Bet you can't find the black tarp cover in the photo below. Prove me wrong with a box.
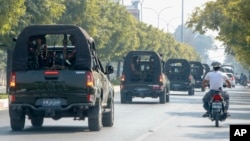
[190,61,204,78]
[12,24,93,71]
[165,58,191,76]
[122,51,163,83]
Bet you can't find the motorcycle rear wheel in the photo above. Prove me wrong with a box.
[214,112,220,127]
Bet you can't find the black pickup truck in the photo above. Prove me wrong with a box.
[190,61,205,91]
[165,58,195,95]
[8,25,114,131]
[120,51,170,104]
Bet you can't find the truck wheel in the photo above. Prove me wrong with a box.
[121,92,132,103]
[188,87,194,95]
[159,90,166,104]
[127,94,132,103]
[201,87,205,92]
[166,88,170,102]
[120,92,127,104]
[9,110,25,131]
[102,97,114,127]
[31,116,44,127]
[88,99,103,131]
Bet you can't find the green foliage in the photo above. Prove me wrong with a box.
[187,0,250,70]
[0,0,26,34]
[0,0,201,67]
[110,79,120,85]
[0,94,8,99]
[0,50,7,70]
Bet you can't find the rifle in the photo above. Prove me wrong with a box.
[63,34,67,66]
[52,42,56,67]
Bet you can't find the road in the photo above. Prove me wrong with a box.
[0,85,249,141]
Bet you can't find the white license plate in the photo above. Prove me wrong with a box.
[135,88,148,91]
[212,102,222,108]
[42,99,61,107]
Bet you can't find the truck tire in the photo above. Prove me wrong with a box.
[159,91,166,104]
[9,110,25,131]
[121,92,132,103]
[201,87,205,92]
[120,92,127,104]
[166,88,170,102]
[88,99,103,131]
[31,116,44,127]
[188,86,194,95]
[102,97,114,127]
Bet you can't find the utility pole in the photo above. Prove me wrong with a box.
[181,0,184,43]
[143,6,172,28]
[140,0,145,22]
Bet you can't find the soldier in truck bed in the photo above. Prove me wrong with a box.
[28,35,47,69]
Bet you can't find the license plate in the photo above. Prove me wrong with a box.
[42,99,61,107]
[135,88,148,91]
[212,102,222,108]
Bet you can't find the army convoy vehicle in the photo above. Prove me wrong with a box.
[8,25,114,131]
[120,51,170,104]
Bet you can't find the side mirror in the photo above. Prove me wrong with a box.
[105,65,114,74]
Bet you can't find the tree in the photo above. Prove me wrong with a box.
[0,0,25,34]
[187,0,250,70]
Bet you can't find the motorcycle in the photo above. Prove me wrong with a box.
[207,89,228,127]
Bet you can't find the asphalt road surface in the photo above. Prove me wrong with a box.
[0,85,249,141]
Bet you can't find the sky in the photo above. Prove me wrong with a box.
[122,0,225,63]
[123,0,212,33]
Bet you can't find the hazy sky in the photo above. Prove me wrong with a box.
[123,0,225,63]
[123,0,212,33]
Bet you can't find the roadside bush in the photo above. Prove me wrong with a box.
[111,79,120,85]
[0,94,8,99]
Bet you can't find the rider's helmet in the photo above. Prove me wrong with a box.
[211,61,221,71]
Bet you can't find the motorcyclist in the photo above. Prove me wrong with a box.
[202,61,231,117]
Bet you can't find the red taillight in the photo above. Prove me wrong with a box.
[120,74,125,82]
[44,70,59,75]
[151,85,163,90]
[9,95,16,102]
[231,76,234,81]
[86,72,94,87]
[10,72,16,87]
[213,94,223,101]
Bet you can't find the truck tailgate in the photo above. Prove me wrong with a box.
[14,70,88,93]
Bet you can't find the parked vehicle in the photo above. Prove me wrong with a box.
[206,88,229,127]
[8,25,114,131]
[190,61,205,91]
[165,58,195,95]
[120,51,170,104]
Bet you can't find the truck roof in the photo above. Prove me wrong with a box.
[12,24,94,71]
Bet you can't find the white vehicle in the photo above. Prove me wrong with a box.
[223,72,236,87]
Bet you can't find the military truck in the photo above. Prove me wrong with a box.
[8,25,114,131]
[165,58,195,95]
[190,61,205,91]
[120,51,170,104]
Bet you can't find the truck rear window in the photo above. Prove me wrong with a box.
[27,34,76,70]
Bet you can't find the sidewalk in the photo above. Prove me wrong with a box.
[0,98,8,110]
[0,85,120,110]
